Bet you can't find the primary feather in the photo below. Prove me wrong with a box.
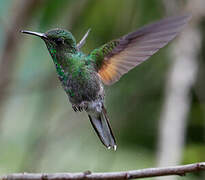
[90,14,191,85]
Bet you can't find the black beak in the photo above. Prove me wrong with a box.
[20,30,47,39]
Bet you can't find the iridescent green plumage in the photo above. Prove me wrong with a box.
[21,14,191,150]
[89,40,119,69]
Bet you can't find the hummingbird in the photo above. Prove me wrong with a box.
[21,14,191,150]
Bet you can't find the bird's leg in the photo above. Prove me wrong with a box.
[80,101,89,111]
[72,102,89,112]
[78,106,83,112]
[78,101,89,111]
[72,105,78,112]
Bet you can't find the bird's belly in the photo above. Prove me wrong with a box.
[63,72,103,105]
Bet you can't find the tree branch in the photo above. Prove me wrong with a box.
[1,162,205,180]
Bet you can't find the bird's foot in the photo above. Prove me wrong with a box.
[72,102,89,112]
[80,101,89,111]
[72,105,78,112]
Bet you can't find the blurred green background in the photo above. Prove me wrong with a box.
[0,0,204,180]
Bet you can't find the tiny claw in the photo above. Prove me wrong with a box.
[78,107,81,112]
[72,105,77,112]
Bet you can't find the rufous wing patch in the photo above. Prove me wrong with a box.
[96,14,191,85]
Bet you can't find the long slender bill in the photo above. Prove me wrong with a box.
[20,30,47,39]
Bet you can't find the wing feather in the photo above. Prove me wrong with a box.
[90,14,191,85]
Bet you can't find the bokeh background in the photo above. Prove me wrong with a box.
[0,0,205,180]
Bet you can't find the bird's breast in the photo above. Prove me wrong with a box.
[60,67,103,105]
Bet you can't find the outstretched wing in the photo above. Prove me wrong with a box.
[89,14,191,85]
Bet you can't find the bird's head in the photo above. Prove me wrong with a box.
[21,28,77,54]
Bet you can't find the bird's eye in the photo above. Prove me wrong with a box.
[55,38,64,45]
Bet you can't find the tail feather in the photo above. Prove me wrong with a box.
[88,105,116,150]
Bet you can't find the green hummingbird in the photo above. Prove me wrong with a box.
[21,14,191,150]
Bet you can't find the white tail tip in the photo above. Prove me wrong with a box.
[107,145,117,151]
